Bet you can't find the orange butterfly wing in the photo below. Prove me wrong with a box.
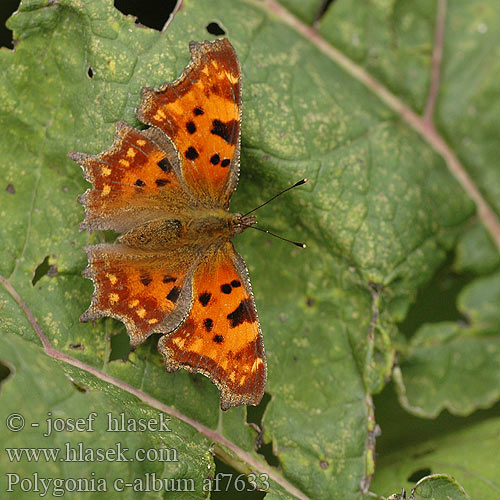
[81,243,201,346]
[70,122,194,233]
[158,242,266,410]
[137,39,241,208]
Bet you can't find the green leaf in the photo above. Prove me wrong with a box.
[319,0,435,113]
[1,0,500,499]
[0,333,213,499]
[454,221,500,275]
[436,0,500,219]
[395,272,500,417]
[412,475,471,500]
[371,413,499,499]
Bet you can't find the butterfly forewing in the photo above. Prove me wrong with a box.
[158,242,266,410]
[137,38,241,208]
[71,121,192,233]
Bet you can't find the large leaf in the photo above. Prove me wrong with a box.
[1,0,499,499]
[371,402,500,499]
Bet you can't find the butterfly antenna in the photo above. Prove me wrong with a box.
[242,178,308,217]
[249,225,306,248]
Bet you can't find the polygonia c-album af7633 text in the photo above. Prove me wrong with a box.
[69,38,266,411]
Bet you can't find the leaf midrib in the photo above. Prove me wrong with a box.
[257,0,500,253]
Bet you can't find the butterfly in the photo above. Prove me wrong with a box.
[69,38,266,411]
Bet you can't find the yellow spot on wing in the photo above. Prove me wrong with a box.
[136,308,146,318]
[127,147,136,158]
[129,299,139,308]
[102,166,111,176]
[201,66,209,76]
[251,357,263,372]
[101,184,111,196]
[106,273,117,285]
[137,139,146,146]
[173,337,186,349]
[225,71,238,84]
[153,108,167,121]
[109,293,119,304]
[148,318,158,325]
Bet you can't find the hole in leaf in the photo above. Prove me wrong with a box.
[87,66,94,78]
[69,343,85,351]
[257,441,280,468]
[6,183,15,194]
[32,256,57,285]
[0,0,18,49]
[206,22,226,36]
[114,0,178,31]
[212,456,266,498]
[0,360,12,385]
[246,393,281,468]
[314,0,336,23]
[247,392,270,427]
[398,253,472,337]
[407,467,432,483]
[109,331,131,362]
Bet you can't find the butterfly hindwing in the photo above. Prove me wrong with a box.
[81,243,201,346]
[158,241,266,410]
[137,39,241,209]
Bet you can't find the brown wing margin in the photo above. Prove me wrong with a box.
[158,242,266,410]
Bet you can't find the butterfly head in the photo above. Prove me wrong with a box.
[231,214,257,235]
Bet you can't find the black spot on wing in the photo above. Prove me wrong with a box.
[163,275,176,283]
[203,318,213,332]
[199,292,211,306]
[135,179,145,187]
[167,286,181,303]
[211,119,238,145]
[220,159,230,168]
[155,178,170,187]
[140,277,152,286]
[213,334,224,343]
[210,154,220,165]
[194,107,204,116]
[221,283,232,294]
[227,299,256,328]
[186,121,196,134]
[157,158,172,173]
[231,280,241,288]
[185,147,199,160]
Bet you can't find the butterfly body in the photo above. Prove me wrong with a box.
[118,211,255,250]
[70,39,267,410]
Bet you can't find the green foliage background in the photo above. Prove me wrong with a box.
[0,0,499,498]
